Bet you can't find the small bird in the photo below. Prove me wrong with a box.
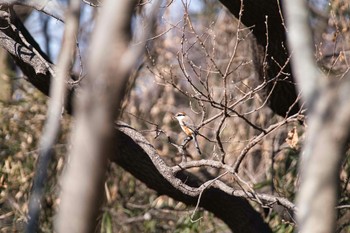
[174,112,201,155]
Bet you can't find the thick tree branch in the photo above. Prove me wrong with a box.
[0,7,273,233]
[0,0,65,22]
[55,0,141,232]
[115,122,272,233]
[294,78,350,233]
[26,1,81,232]
[283,0,325,106]
[0,8,76,113]
[219,0,299,117]
[284,2,347,233]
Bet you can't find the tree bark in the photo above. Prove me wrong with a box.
[284,1,347,232]
[0,7,272,233]
[115,122,272,233]
[220,0,299,117]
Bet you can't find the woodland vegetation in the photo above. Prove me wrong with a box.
[0,0,349,232]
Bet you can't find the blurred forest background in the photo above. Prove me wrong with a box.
[0,0,349,232]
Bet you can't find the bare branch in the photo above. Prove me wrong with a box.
[172,158,296,213]
[116,122,273,233]
[233,112,301,172]
[25,1,80,232]
[0,0,65,22]
[55,0,161,232]
[284,1,350,233]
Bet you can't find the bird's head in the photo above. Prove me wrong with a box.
[174,112,186,120]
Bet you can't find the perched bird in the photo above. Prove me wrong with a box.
[174,112,201,154]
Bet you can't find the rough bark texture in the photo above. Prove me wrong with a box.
[115,123,272,233]
[0,6,32,101]
[0,6,275,233]
[0,11,51,93]
[0,9,76,113]
[0,1,304,232]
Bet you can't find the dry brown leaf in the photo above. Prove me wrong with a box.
[286,126,299,149]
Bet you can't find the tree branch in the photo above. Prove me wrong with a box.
[25,0,80,232]
[284,1,348,233]
[0,0,65,22]
[219,0,300,117]
[0,3,284,232]
[114,122,272,233]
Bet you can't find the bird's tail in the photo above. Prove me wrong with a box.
[193,135,201,155]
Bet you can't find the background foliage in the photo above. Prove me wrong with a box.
[0,0,349,232]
